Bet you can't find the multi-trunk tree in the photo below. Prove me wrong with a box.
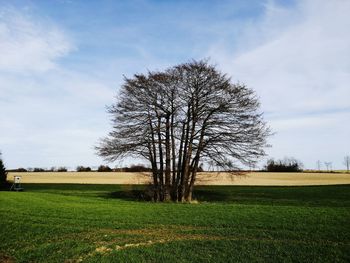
[97,60,270,202]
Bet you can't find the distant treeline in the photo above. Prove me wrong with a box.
[8,159,309,173]
[7,164,208,173]
[8,167,68,172]
[77,165,152,172]
[7,164,152,173]
[264,158,303,172]
[303,170,342,174]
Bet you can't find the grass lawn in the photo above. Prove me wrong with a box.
[0,184,349,262]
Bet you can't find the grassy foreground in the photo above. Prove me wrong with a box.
[0,184,349,262]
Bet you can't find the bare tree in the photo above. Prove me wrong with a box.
[97,60,271,202]
[316,160,321,171]
[344,156,350,172]
[324,162,332,172]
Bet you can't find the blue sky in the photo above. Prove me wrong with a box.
[0,0,349,170]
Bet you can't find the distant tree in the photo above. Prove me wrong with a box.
[344,156,350,172]
[97,165,112,172]
[76,166,92,172]
[112,165,151,172]
[97,60,271,202]
[33,168,46,172]
[0,152,8,189]
[265,157,303,172]
[324,162,332,172]
[57,167,67,172]
[316,160,321,171]
[7,168,27,172]
[126,165,152,172]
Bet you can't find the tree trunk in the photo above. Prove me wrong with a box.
[185,157,199,202]
[156,114,164,201]
[148,116,159,201]
[164,114,171,201]
[174,120,186,201]
[178,105,191,202]
[170,105,177,201]
[185,118,206,201]
[181,113,196,201]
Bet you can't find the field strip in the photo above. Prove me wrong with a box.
[7,172,350,186]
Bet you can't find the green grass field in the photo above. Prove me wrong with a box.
[1,184,349,262]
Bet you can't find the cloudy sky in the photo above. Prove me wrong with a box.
[0,0,349,170]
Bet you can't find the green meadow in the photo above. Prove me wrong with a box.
[1,184,349,262]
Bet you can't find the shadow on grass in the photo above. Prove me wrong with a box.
[105,189,150,201]
[104,188,232,202]
[19,183,350,206]
[193,189,232,202]
[101,186,233,202]
[96,184,154,201]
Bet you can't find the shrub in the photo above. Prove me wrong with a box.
[76,166,92,172]
[97,165,112,172]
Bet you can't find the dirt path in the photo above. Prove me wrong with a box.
[7,172,350,186]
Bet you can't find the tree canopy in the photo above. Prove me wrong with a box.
[97,60,271,202]
[0,152,8,189]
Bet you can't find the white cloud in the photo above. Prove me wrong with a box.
[209,0,350,114]
[207,0,350,168]
[0,8,73,73]
[0,7,114,168]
